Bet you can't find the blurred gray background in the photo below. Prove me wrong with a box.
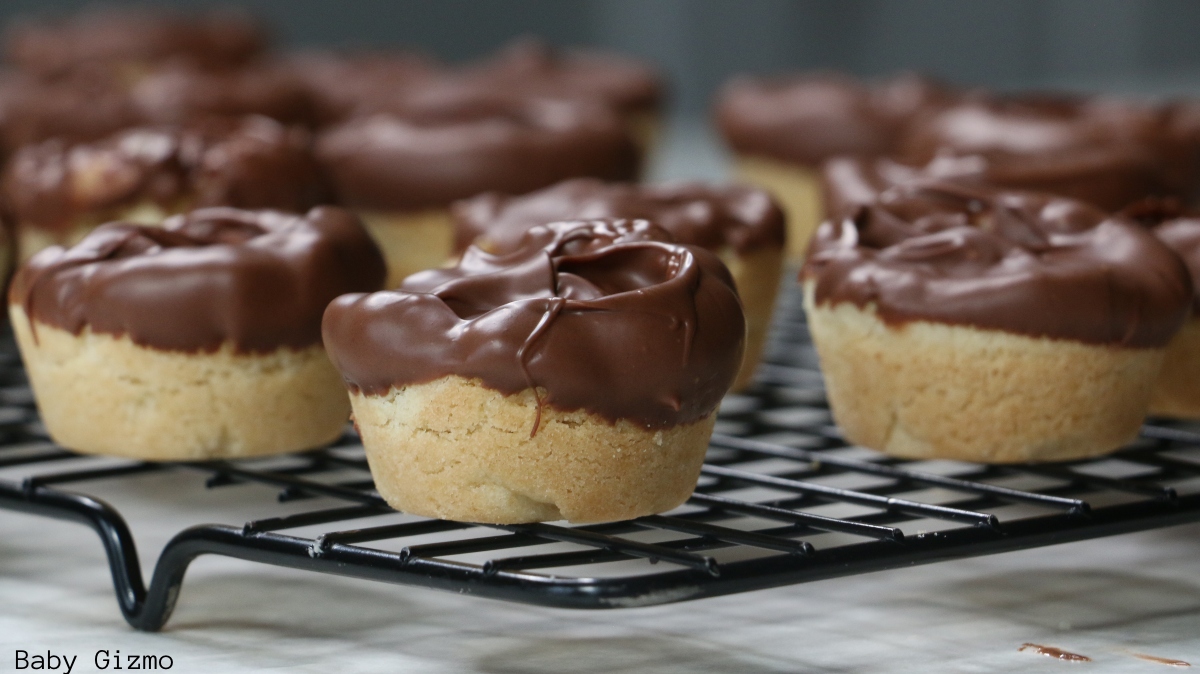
[5,0,1200,180]
[6,0,1200,116]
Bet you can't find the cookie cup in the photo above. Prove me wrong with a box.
[11,306,349,460]
[627,110,662,161]
[357,210,455,288]
[721,245,784,390]
[804,283,1164,463]
[733,156,821,260]
[351,376,715,524]
[17,200,179,263]
[1149,317,1200,418]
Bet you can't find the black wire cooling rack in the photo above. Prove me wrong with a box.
[3,282,1200,632]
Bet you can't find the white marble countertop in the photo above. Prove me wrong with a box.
[3,467,1199,674]
[3,123,1200,673]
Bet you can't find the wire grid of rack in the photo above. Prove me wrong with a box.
[3,282,1200,631]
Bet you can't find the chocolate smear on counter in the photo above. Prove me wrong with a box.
[1019,643,1092,662]
[1130,653,1191,667]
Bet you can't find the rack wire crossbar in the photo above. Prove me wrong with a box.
[3,285,1200,631]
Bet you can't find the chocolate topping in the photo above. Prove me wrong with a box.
[315,92,639,211]
[822,152,1158,221]
[898,96,1179,211]
[1163,99,1200,201]
[1122,198,1200,313]
[462,38,663,115]
[10,206,385,353]
[4,7,266,78]
[714,72,955,166]
[452,178,785,255]
[0,71,142,156]
[322,219,745,428]
[283,50,442,125]
[130,62,318,128]
[803,183,1192,347]
[2,116,331,232]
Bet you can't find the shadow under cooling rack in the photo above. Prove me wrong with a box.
[3,284,1200,631]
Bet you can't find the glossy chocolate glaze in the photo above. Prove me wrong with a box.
[3,7,266,78]
[2,116,330,232]
[1164,99,1200,203]
[899,95,1181,211]
[452,178,786,255]
[714,72,955,166]
[10,206,385,353]
[322,219,745,428]
[131,62,319,128]
[803,182,1192,347]
[821,152,1162,220]
[283,50,442,125]
[315,91,639,211]
[462,38,663,115]
[0,71,142,156]
[1123,198,1200,312]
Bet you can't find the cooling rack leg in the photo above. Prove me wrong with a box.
[0,481,151,628]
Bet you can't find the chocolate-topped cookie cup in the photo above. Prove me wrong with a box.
[462,38,664,155]
[802,185,1192,463]
[316,91,639,287]
[4,7,266,79]
[323,219,745,523]
[897,95,1182,212]
[0,71,143,159]
[453,178,785,390]
[715,72,953,259]
[1122,199,1200,418]
[9,206,385,460]
[2,115,330,263]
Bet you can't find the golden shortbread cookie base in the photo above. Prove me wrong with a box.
[626,110,661,172]
[803,282,1163,463]
[10,306,350,460]
[1150,317,1200,419]
[357,209,455,288]
[18,200,181,263]
[351,376,715,523]
[720,245,784,391]
[732,156,822,261]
